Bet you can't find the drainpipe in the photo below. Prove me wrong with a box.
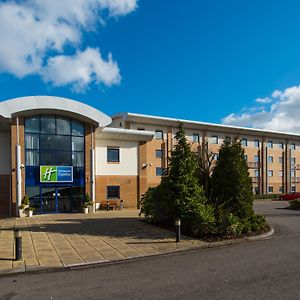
[16,117,22,215]
[90,125,95,206]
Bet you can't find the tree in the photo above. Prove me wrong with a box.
[197,141,215,200]
[140,125,214,233]
[211,137,253,218]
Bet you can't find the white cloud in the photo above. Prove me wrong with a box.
[0,0,137,91]
[255,97,272,104]
[42,48,121,92]
[222,85,300,133]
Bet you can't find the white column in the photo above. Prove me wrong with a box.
[16,117,22,215]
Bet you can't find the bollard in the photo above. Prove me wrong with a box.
[175,219,181,243]
[106,202,110,211]
[120,200,124,210]
[14,229,22,261]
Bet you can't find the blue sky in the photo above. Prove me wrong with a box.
[2,0,300,132]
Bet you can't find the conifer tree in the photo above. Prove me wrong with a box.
[158,125,208,223]
[211,137,253,218]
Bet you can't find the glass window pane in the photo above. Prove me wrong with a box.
[41,116,55,134]
[25,134,39,149]
[40,152,56,165]
[72,152,84,167]
[107,148,120,162]
[156,149,163,158]
[40,135,71,151]
[56,117,71,135]
[25,150,39,166]
[72,136,84,151]
[192,134,199,143]
[25,117,40,133]
[107,186,120,199]
[156,167,163,176]
[56,151,71,166]
[72,120,84,136]
[155,130,163,139]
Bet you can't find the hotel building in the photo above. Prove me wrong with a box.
[0,96,299,217]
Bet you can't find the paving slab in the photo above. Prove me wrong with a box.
[0,208,273,275]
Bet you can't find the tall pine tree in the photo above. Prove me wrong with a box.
[211,137,253,218]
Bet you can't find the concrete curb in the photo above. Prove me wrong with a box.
[0,226,274,278]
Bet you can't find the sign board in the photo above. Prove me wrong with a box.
[40,166,73,183]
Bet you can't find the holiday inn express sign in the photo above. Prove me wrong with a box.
[40,166,73,183]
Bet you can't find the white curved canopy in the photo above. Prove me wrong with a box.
[0,96,112,128]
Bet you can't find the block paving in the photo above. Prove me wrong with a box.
[0,210,206,274]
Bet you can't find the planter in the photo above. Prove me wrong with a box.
[19,209,26,218]
[83,207,89,214]
[88,204,95,213]
[26,210,33,217]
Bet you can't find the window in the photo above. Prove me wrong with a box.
[192,134,199,143]
[267,156,273,163]
[291,170,296,177]
[241,139,247,146]
[107,147,120,162]
[107,186,120,199]
[25,150,39,166]
[279,170,283,177]
[268,141,273,148]
[56,117,71,135]
[41,116,55,134]
[291,186,296,192]
[268,186,274,193]
[213,153,219,161]
[25,134,39,149]
[279,142,284,149]
[279,157,283,164]
[72,120,85,136]
[156,167,163,176]
[155,130,163,139]
[279,186,283,193]
[291,157,296,164]
[291,143,296,150]
[244,155,248,161]
[254,155,259,162]
[211,136,218,144]
[25,117,40,133]
[268,170,273,177]
[254,187,260,195]
[255,170,259,177]
[156,149,163,158]
[254,139,260,148]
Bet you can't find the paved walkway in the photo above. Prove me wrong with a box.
[0,210,206,274]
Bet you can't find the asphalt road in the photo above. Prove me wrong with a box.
[0,200,299,300]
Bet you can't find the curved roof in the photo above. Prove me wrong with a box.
[0,96,112,127]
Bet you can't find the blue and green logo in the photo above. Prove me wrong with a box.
[40,166,73,183]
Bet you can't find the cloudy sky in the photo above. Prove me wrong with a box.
[1,0,300,133]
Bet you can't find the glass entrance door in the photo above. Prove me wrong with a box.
[41,187,57,213]
[57,187,72,213]
[40,186,82,213]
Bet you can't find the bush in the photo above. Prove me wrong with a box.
[289,199,300,210]
[254,194,280,200]
[249,214,266,232]
[183,203,216,236]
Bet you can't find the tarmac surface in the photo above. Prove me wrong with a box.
[0,200,298,299]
